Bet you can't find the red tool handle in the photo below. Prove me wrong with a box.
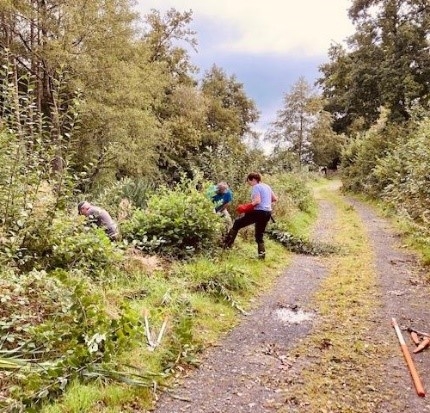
[392,317,426,397]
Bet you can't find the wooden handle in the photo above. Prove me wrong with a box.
[392,318,426,397]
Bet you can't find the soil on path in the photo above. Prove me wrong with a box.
[151,182,430,413]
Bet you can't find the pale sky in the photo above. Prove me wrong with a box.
[134,0,355,135]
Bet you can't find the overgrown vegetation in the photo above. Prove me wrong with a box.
[0,0,429,411]
[121,179,223,259]
[0,268,142,411]
[340,111,430,262]
[0,105,315,411]
[0,143,320,411]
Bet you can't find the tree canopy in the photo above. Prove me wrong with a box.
[318,0,430,134]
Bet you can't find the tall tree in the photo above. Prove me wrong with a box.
[74,40,167,187]
[154,83,210,182]
[319,37,384,134]
[199,65,260,183]
[141,8,206,181]
[308,110,346,169]
[142,8,198,84]
[63,2,169,187]
[0,0,138,131]
[265,77,320,168]
[0,1,177,187]
[201,65,259,139]
[319,0,430,133]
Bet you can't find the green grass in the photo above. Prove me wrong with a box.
[41,380,152,413]
[281,208,317,239]
[40,235,292,412]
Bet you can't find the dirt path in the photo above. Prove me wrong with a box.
[151,182,430,413]
[348,198,430,412]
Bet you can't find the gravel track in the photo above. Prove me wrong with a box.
[150,184,430,413]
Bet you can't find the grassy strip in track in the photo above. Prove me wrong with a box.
[280,183,388,413]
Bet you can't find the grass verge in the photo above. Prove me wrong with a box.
[40,239,292,412]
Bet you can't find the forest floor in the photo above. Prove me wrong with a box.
[149,180,430,413]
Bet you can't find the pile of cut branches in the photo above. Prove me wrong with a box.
[266,228,340,256]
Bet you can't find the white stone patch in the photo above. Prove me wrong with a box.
[275,308,314,324]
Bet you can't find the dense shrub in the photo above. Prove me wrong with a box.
[121,179,223,258]
[340,110,430,249]
[374,117,430,227]
[46,215,122,275]
[1,211,121,277]
[266,173,315,214]
[341,128,392,195]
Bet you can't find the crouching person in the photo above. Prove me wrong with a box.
[78,201,119,241]
[211,181,233,231]
[223,172,277,259]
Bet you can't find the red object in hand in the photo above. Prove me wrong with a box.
[236,203,254,213]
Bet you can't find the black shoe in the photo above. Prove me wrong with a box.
[257,242,265,259]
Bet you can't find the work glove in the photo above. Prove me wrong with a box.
[236,203,254,214]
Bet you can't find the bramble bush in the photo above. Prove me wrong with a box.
[374,118,430,222]
[121,178,223,258]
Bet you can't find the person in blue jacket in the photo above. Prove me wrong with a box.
[211,181,233,230]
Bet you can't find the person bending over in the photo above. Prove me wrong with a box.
[78,201,119,241]
[211,181,233,230]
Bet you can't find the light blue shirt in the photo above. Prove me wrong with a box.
[251,183,273,211]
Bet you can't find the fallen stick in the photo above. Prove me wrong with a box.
[156,317,169,346]
[413,337,430,354]
[392,317,426,397]
[408,327,430,338]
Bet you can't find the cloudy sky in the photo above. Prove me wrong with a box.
[134,0,355,134]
